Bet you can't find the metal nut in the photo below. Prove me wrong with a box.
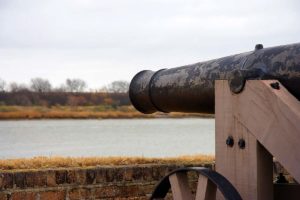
[270,82,280,90]
[238,139,246,149]
[226,136,234,147]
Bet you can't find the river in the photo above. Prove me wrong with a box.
[0,118,215,159]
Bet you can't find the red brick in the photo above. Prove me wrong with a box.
[0,173,13,189]
[139,184,155,195]
[95,168,106,183]
[14,172,26,188]
[158,165,169,179]
[68,188,92,200]
[114,168,125,182]
[119,185,141,197]
[78,188,92,199]
[123,167,133,181]
[11,192,35,200]
[68,188,80,200]
[0,193,7,200]
[142,166,153,181]
[46,171,56,187]
[114,197,148,200]
[105,168,116,182]
[66,170,76,184]
[76,170,86,185]
[86,169,96,184]
[55,170,67,185]
[25,171,47,188]
[39,190,66,200]
[94,186,119,198]
[151,166,161,181]
[132,167,143,181]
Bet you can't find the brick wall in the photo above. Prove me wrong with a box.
[0,162,292,200]
[0,163,212,200]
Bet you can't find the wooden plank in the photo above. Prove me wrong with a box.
[257,143,273,200]
[195,175,216,200]
[231,80,300,183]
[169,172,193,200]
[215,80,273,200]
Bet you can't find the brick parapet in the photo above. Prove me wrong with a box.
[0,163,212,200]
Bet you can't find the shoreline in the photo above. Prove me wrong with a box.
[0,105,214,120]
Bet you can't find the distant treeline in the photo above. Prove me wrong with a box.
[0,77,130,93]
[0,77,131,107]
[0,91,130,107]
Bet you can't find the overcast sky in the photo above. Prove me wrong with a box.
[0,0,299,89]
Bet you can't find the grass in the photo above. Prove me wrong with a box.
[0,155,214,171]
[0,105,214,119]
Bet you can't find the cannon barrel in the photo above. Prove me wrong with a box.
[129,43,300,114]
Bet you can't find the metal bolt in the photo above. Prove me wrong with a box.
[270,82,280,90]
[238,139,246,149]
[226,136,234,147]
[255,44,264,51]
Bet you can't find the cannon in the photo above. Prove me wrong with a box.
[130,43,300,114]
[129,43,300,200]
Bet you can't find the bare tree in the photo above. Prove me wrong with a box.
[107,80,129,93]
[30,78,52,92]
[65,78,87,92]
[98,86,108,93]
[0,78,6,92]
[9,82,29,92]
[52,84,67,92]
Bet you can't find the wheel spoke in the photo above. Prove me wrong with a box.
[169,172,193,200]
[150,167,241,200]
[195,175,217,200]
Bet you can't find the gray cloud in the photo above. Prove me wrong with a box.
[0,0,299,88]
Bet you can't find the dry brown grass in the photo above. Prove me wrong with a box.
[0,106,146,119]
[0,106,214,119]
[0,155,214,171]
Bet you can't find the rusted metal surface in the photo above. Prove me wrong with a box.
[129,43,300,114]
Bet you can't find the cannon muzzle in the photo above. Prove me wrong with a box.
[129,43,300,114]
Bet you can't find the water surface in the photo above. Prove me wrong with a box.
[0,118,215,159]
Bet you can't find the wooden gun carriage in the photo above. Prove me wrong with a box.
[129,43,300,200]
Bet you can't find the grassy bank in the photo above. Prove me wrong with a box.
[0,155,214,171]
[0,105,214,119]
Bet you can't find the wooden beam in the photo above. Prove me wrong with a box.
[230,80,300,183]
[215,80,274,200]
